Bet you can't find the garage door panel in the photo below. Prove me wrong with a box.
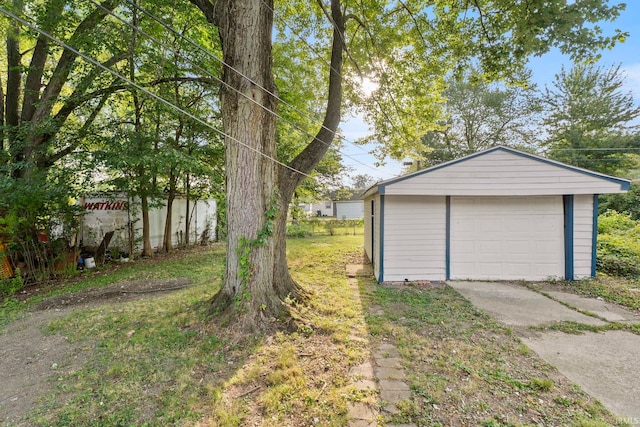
[505,241,530,254]
[450,196,564,280]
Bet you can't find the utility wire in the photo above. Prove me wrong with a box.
[125,0,374,157]
[267,0,421,154]
[89,0,386,178]
[0,6,314,180]
[125,0,406,180]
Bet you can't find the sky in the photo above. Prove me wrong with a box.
[338,1,640,184]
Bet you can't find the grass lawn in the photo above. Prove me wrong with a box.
[2,235,628,426]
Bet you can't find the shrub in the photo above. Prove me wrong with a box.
[597,211,640,277]
[0,269,23,297]
[324,220,340,236]
[286,222,312,238]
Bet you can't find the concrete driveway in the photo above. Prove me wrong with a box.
[448,281,640,421]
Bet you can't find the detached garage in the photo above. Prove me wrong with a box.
[363,146,630,282]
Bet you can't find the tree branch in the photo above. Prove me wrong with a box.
[30,0,119,126]
[283,0,344,194]
[20,0,66,123]
[51,54,127,127]
[187,0,217,24]
[43,93,111,168]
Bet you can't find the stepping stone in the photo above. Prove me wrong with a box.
[379,379,410,391]
[376,357,403,368]
[376,343,400,356]
[376,366,406,381]
[349,361,375,379]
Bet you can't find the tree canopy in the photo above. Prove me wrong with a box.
[541,63,640,175]
[412,68,541,168]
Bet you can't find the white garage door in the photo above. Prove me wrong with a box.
[450,196,564,281]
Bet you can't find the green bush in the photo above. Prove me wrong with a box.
[598,210,637,234]
[597,211,640,277]
[324,220,340,236]
[0,269,23,297]
[286,222,312,238]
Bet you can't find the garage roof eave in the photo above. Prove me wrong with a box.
[368,146,631,195]
[361,184,380,199]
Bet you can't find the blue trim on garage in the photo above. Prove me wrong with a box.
[446,196,451,280]
[592,195,599,277]
[378,195,385,283]
[564,195,574,281]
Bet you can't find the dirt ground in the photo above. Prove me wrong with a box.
[0,277,192,426]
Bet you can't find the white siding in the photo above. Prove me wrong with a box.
[311,201,333,217]
[374,195,381,280]
[450,196,564,281]
[384,149,627,196]
[574,195,594,279]
[335,200,365,219]
[81,196,216,252]
[363,194,381,280]
[383,196,446,282]
[364,196,373,263]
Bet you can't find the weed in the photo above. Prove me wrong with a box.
[530,378,554,392]
[0,268,23,296]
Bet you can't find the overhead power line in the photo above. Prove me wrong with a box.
[125,0,401,179]
[0,5,314,180]
[89,0,386,178]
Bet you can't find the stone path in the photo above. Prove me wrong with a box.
[345,265,416,427]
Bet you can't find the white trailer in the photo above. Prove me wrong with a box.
[80,194,216,254]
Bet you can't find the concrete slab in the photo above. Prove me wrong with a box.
[522,330,640,419]
[375,357,403,369]
[380,388,412,413]
[376,366,406,381]
[346,264,373,278]
[349,361,375,379]
[375,343,400,357]
[347,402,377,422]
[447,281,606,327]
[379,379,410,391]
[547,291,640,323]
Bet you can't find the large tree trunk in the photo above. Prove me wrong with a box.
[208,0,283,328]
[6,0,22,174]
[190,0,344,329]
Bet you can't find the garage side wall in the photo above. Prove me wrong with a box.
[364,195,373,262]
[383,195,446,282]
[363,194,381,281]
[573,194,595,279]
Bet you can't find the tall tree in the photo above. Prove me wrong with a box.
[187,0,629,329]
[413,68,541,168]
[1,0,125,178]
[542,63,640,175]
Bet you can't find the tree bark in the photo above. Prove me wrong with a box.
[209,0,283,328]
[6,0,22,171]
[273,0,345,297]
[190,0,345,329]
[163,171,177,252]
